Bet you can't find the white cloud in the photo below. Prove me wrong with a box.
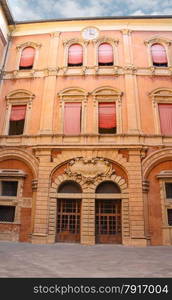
[7,0,172,21]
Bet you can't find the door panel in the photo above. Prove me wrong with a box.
[96,199,121,244]
[56,199,81,243]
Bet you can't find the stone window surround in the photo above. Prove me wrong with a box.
[93,37,119,68]
[16,41,42,71]
[58,88,88,135]
[92,87,123,134]
[144,36,172,69]
[0,169,26,224]
[149,88,172,135]
[63,38,88,73]
[157,172,172,229]
[4,89,35,135]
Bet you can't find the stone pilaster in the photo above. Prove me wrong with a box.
[128,150,147,246]
[32,149,51,244]
[80,194,95,245]
[122,29,141,134]
[39,32,60,134]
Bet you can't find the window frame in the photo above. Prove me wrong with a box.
[149,88,172,135]
[16,41,41,71]
[58,88,88,135]
[94,38,119,69]
[63,39,88,73]
[4,89,35,136]
[92,87,123,134]
[144,37,172,69]
[0,169,26,224]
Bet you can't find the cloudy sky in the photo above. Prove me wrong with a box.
[7,0,172,21]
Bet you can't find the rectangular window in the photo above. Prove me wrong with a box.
[0,206,15,222]
[9,105,26,135]
[0,181,18,197]
[165,182,172,199]
[167,209,172,226]
[64,102,82,135]
[98,102,116,134]
[159,104,172,135]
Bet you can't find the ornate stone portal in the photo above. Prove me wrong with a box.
[48,157,130,245]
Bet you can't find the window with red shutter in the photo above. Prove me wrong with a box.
[158,104,172,135]
[68,44,83,67]
[19,47,35,69]
[98,43,113,66]
[98,102,116,134]
[64,102,82,135]
[151,43,168,67]
[9,105,26,135]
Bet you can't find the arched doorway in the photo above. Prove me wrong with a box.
[95,181,122,244]
[56,180,82,243]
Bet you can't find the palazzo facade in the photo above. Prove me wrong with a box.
[0,0,172,246]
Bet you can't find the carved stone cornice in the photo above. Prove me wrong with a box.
[65,157,115,184]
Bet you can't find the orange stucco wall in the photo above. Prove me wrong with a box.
[147,160,172,245]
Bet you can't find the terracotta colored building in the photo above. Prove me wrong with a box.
[0,0,172,246]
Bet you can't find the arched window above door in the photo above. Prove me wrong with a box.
[96,181,121,194]
[58,180,82,193]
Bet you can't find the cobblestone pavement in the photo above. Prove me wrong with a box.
[0,242,172,277]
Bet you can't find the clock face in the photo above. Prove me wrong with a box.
[82,27,99,40]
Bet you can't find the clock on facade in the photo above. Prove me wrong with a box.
[82,27,99,40]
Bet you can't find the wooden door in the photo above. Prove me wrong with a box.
[56,198,81,243]
[95,199,121,244]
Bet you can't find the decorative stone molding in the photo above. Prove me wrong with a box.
[0,148,39,179]
[142,180,150,193]
[58,87,88,103]
[50,31,61,39]
[63,38,89,47]
[65,157,115,184]
[0,169,26,178]
[123,64,137,74]
[32,179,38,191]
[120,29,132,35]
[144,36,172,47]
[6,89,35,102]
[16,41,41,50]
[93,37,119,46]
[156,170,172,179]
[142,148,172,179]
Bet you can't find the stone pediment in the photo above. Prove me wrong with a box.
[65,157,114,184]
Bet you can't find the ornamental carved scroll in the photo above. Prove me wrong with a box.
[65,157,114,184]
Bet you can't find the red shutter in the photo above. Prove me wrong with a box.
[159,104,172,135]
[10,105,26,121]
[20,47,35,67]
[151,44,167,64]
[98,43,113,64]
[68,44,83,65]
[64,103,81,134]
[99,103,116,129]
